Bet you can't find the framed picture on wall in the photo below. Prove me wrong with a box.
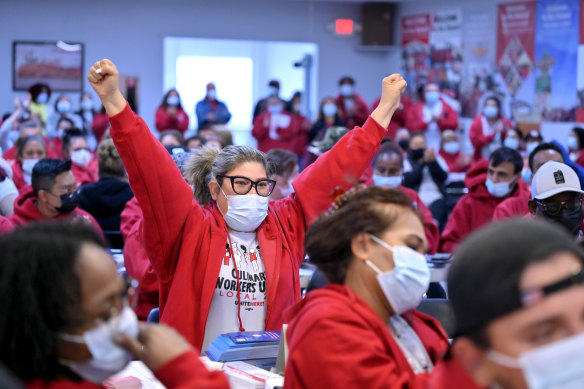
[13,41,84,91]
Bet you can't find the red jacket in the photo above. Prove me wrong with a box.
[121,197,159,320]
[8,187,103,236]
[283,284,449,389]
[71,162,99,188]
[469,115,514,161]
[492,196,530,221]
[155,107,190,133]
[336,93,370,128]
[11,162,31,195]
[0,215,13,234]
[291,114,311,157]
[252,111,300,154]
[26,349,229,389]
[438,150,470,173]
[428,356,485,389]
[405,100,458,133]
[109,104,387,349]
[440,159,530,253]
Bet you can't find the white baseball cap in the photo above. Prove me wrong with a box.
[531,161,584,200]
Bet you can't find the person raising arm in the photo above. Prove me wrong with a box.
[88,59,406,350]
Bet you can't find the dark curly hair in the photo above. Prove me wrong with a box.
[305,186,416,284]
[0,221,104,381]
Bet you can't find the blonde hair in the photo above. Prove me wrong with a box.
[185,145,267,205]
[97,138,125,178]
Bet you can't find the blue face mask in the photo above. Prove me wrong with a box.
[372,174,402,188]
[37,92,49,104]
[166,95,180,106]
[483,105,499,119]
[504,137,520,150]
[57,100,72,113]
[424,91,439,104]
[442,141,460,155]
[268,104,283,114]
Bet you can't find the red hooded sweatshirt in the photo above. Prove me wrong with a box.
[0,215,13,235]
[440,159,530,253]
[283,284,449,389]
[492,196,530,221]
[109,104,388,350]
[8,187,103,236]
[251,110,300,154]
[11,162,31,195]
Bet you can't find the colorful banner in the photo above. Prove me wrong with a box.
[401,11,462,102]
[496,1,536,99]
[460,7,497,117]
[534,0,579,121]
[401,14,431,46]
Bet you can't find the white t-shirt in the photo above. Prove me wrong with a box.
[388,315,434,374]
[202,230,267,352]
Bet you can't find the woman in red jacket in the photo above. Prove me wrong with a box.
[88,59,407,351]
[11,135,47,193]
[155,89,190,133]
[284,186,449,389]
[0,222,229,389]
[252,95,300,154]
[469,96,514,161]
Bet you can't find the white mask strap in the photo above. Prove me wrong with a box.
[367,233,394,252]
[57,332,85,344]
[364,259,383,276]
[486,349,522,369]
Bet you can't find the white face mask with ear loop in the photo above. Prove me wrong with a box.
[364,233,430,315]
[487,331,584,389]
[57,305,139,384]
[218,186,269,232]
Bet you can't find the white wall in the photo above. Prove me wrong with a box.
[0,0,401,132]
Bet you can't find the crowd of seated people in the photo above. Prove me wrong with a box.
[2,57,584,389]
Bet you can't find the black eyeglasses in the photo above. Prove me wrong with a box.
[536,196,583,216]
[217,175,276,197]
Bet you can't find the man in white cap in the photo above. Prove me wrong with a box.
[529,160,584,239]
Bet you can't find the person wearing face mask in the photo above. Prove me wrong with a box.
[528,161,584,241]
[285,91,312,158]
[0,158,18,217]
[567,127,584,168]
[252,95,301,154]
[2,120,58,162]
[494,142,565,221]
[303,97,346,169]
[403,132,450,231]
[76,93,97,131]
[155,89,189,133]
[11,135,47,194]
[370,142,439,254]
[8,158,102,235]
[27,82,51,126]
[63,129,99,187]
[0,222,230,389]
[196,83,232,130]
[46,95,84,139]
[440,147,530,253]
[335,76,370,128]
[438,130,471,176]
[433,219,584,389]
[253,80,286,121]
[470,96,514,161]
[88,58,407,350]
[405,83,459,151]
[283,186,448,389]
[266,148,299,201]
[395,128,411,153]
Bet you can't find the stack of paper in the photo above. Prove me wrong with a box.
[224,361,284,389]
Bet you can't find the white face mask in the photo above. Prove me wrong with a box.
[71,149,92,167]
[322,103,338,117]
[340,84,354,97]
[58,306,139,384]
[219,187,269,232]
[487,332,584,389]
[22,158,39,176]
[372,174,402,188]
[442,141,460,155]
[568,136,579,151]
[485,177,516,198]
[207,89,217,100]
[278,181,295,198]
[504,137,520,150]
[365,234,430,315]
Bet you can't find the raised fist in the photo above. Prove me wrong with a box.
[87,59,120,100]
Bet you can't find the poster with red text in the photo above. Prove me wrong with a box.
[401,13,431,99]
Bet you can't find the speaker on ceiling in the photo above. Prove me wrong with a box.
[361,2,396,46]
